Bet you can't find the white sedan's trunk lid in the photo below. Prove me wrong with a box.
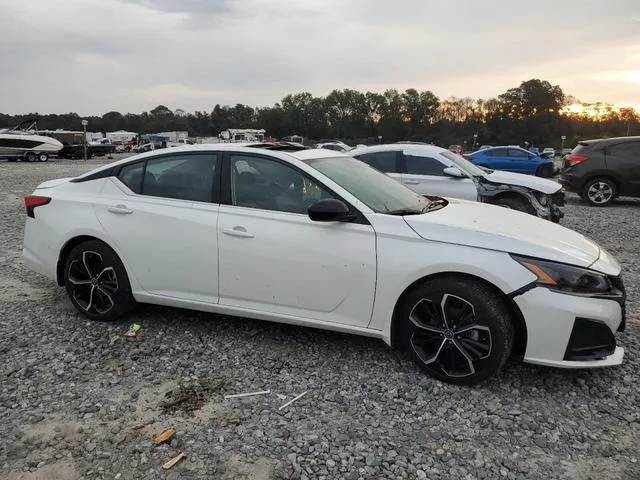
[35,177,74,189]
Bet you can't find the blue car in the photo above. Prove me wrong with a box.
[466,146,555,177]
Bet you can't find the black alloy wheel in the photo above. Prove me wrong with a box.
[399,276,514,385]
[64,240,136,320]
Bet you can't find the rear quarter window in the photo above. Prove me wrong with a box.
[118,162,144,193]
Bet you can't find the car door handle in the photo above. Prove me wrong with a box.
[403,180,420,184]
[222,227,254,238]
[107,205,133,214]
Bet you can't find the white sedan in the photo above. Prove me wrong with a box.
[23,144,626,385]
[350,144,565,222]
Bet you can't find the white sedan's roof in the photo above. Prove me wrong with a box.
[289,148,350,160]
[349,144,449,156]
[72,144,350,180]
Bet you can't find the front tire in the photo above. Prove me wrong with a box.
[37,153,49,162]
[63,240,136,321]
[398,276,514,385]
[583,177,616,206]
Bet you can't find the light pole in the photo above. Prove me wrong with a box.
[561,135,566,154]
[472,133,478,150]
[82,119,88,161]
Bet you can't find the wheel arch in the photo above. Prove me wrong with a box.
[56,235,125,286]
[583,174,620,193]
[490,190,529,203]
[389,271,528,358]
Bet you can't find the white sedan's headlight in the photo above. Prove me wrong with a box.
[511,255,612,294]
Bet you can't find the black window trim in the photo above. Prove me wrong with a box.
[110,151,221,204]
[220,151,370,225]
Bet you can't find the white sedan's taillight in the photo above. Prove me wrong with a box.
[24,196,51,218]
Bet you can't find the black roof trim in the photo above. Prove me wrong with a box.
[247,142,310,151]
[69,166,119,183]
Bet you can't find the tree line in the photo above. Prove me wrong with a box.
[1,79,638,149]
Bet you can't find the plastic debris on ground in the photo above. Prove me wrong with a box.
[124,323,141,337]
[224,390,270,399]
[278,391,308,410]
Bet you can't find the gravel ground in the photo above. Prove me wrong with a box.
[1,157,639,480]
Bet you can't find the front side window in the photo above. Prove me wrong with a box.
[441,151,486,177]
[230,155,334,214]
[117,154,217,202]
[405,154,446,176]
[355,151,399,173]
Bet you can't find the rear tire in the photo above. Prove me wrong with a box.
[583,177,616,206]
[492,196,535,215]
[63,240,136,321]
[397,276,514,385]
[24,152,37,162]
[536,164,554,178]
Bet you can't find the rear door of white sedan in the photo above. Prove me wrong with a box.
[94,152,220,304]
[217,152,377,327]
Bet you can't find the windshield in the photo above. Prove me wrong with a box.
[441,150,487,177]
[304,156,430,214]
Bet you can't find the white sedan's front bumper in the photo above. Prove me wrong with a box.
[514,287,624,368]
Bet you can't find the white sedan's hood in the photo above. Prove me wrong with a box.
[483,170,561,194]
[404,198,601,267]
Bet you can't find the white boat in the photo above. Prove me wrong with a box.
[0,120,63,162]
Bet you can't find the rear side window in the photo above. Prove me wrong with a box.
[117,154,217,202]
[487,148,508,157]
[508,149,530,158]
[355,151,399,173]
[607,142,640,159]
[405,154,446,176]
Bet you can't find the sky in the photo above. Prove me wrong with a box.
[0,0,639,116]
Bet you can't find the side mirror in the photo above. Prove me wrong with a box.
[443,166,465,178]
[308,199,354,222]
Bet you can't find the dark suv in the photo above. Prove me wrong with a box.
[559,136,640,206]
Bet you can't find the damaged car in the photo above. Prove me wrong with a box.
[349,144,565,222]
[23,144,625,385]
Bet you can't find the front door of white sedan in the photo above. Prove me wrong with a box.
[401,149,478,200]
[217,153,377,327]
[93,152,221,304]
